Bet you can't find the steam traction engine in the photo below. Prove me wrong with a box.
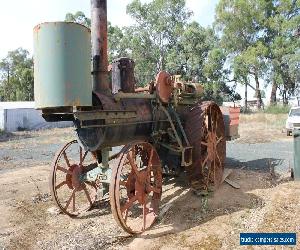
[34,0,228,234]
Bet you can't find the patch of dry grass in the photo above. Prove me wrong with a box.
[237,113,288,143]
[240,113,286,127]
[0,127,75,149]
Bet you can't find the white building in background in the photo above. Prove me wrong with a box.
[0,102,72,132]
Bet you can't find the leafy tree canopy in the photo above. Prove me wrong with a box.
[0,48,33,101]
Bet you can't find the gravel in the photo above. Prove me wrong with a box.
[226,140,293,174]
[0,127,294,176]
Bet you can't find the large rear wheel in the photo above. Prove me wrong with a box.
[185,102,226,193]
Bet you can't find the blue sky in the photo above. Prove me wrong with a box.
[0,0,218,59]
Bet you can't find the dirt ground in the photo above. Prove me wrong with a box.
[0,114,299,250]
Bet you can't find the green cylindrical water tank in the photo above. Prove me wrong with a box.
[34,22,92,109]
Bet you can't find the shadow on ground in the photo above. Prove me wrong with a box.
[226,157,285,172]
[121,157,292,244]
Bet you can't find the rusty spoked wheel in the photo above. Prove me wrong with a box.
[185,101,226,192]
[50,140,98,217]
[110,142,162,234]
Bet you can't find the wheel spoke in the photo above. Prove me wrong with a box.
[206,161,212,187]
[216,152,222,167]
[124,208,129,222]
[143,202,147,231]
[64,189,75,210]
[201,154,209,174]
[73,192,76,212]
[213,156,216,182]
[83,186,93,206]
[56,180,67,190]
[202,154,209,167]
[57,165,72,175]
[148,185,161,194]
[216,136,224,145]
[82,151,88,164]
[121,195,137,214]
[63,152,71,168]
[79,147,83,165]
[127,153,140,177]
[147,148,154,169]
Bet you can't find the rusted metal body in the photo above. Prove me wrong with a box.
[76,93,155,151]
[34,0,240,235]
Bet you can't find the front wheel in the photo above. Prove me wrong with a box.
[50,140,98,217]
[109,142,163,234]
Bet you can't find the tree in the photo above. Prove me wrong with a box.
[63,3,240,102]
[125,0,192,84]
[166,22,239,104]
[166,22,212,80]
[215,0,267,109]
[215,0,300,108]
[263,0,300,104]
[65,11,91,28]
[64,12,128,63]
[0,48,34,101]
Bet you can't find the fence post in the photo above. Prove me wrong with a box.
[294,130,300,180]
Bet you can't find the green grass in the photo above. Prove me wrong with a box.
[264,104,290,114]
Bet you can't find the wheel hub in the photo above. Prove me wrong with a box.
[66,164,84,190]
[134,170,149,204]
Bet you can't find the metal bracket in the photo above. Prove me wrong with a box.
[158,103,193,167]
[159,104,183,149]
[181,146,193,167]
[168,106,190,147]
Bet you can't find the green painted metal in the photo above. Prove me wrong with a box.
[34,22,92,108]
[294,130,300,180]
